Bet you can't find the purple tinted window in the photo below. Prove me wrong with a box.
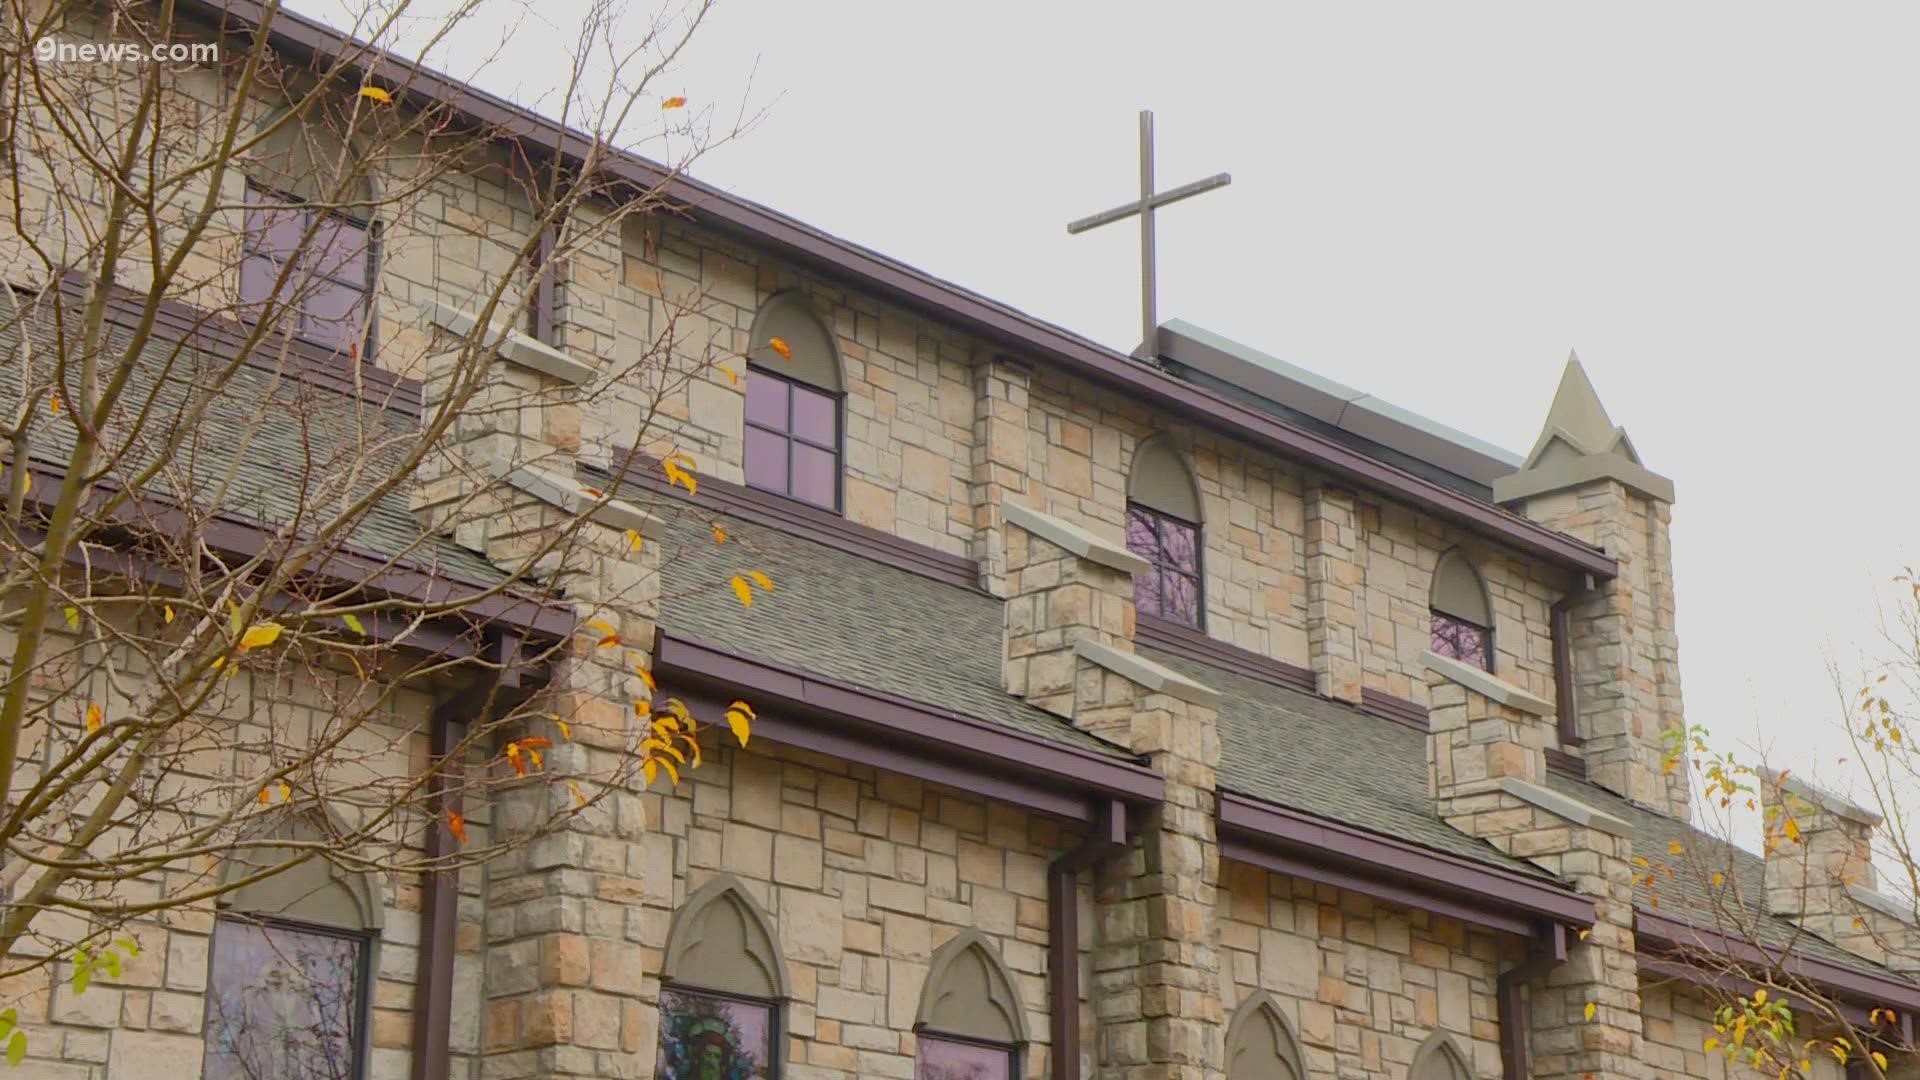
[743,366,840,511]
[202,919,364,1080]
[791,385,836,444]
[745,370,787,428]
[1431,610,1491,671]
[241,183,370,356]
[917,1034,1013,1079]
[1126,503,1203,628]
[744,427,788,492]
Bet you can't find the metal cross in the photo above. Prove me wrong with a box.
[1067,110,1230,357]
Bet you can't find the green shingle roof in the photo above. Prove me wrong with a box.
[0,307,505,586]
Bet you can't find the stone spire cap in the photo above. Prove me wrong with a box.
[1492,352,1675,505]
[1759,766,1884,828]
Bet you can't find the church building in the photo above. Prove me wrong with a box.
[5,2,1920,1078]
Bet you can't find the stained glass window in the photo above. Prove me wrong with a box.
[1126,503,1203,628]
[1430,609,1491,671]
[201,917,366,1080]
[656,988,777,1079]
[916,1034,1015,1080]
[241,183,372,355]
[744,367,839,511]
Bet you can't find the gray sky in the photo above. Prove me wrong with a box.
[336,1,1920,816]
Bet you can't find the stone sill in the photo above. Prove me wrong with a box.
[1074,639,1221,709]
[1497,777,1634,838]
[431,300,595,385]
[1003,502,1150,576]
[490,458,658,538]
[1422,650,1554,717]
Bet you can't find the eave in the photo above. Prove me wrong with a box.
[181,0,1618,582]
[1637,910,1920,1029]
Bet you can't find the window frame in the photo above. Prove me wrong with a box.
[200,912,375,1080]
[240,180,378,360]
[655,983,785,1078]
[743,362,844,513]
[914,1028,1021,1080]
[1125,500,1206,631]
[1429,607,1494,672]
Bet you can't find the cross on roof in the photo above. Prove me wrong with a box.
[1067,110,1230,358]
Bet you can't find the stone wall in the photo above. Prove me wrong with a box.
[632,739,1090,1078]
[1216,860,1514,1079]
[1640,982,1851,1080]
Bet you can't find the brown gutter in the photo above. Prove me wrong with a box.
[176,0,1618,583]
[1497,923,1567,1080]
[652,632,1166,819]
[1049,799,1125,1080]
[1218,793,1595,930]
[1636,911,1920,1024]
[411,696,471,1080]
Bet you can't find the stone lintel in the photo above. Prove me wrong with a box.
[1002,502,1150,576]
[432,300,596,385]
[1421,651,1554,717]
[1491,446,1675,505]
[1073,639,1221,709]
[488,458,659,538]
[1848,884,1916,925]
[1759,767,1884,828]
[1496,777,1634,838]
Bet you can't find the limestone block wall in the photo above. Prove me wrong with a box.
[1216,860,1513,1079]
[1639,982,1851,1080]
[634,739,1091,1078]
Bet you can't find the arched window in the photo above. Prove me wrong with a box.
[1429,548,1493,671]
[1126,436,1204,628]
[1226,993,1305,1080]
[744,291,842,511]
[656,875,787,1078]
[240,109,377,356]
[913,931,1028,1080]
[202,810,381,1080]
[1409,1031,1473,1080]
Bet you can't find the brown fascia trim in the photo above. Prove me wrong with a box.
[1637,910,1920,1020]
[604,449,979,591]
[41,270,422,415]
[10,458,573,642]
[1637,955,1886,1033]
[175,0,1618,584]
[1217,791,1595,934]
[652,632,1166,821]
[1359,688,1430,733]
[1134,614,1316,694]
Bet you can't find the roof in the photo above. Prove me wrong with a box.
[0,300,509,588]
[626,484,1136,760]
[1545,773,1888,973]
[1144,647,1556,881]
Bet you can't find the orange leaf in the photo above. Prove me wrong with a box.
[49,392,62,415]
[747,570,773,591]
[505,742,526,777]
[661,95,687,110]
[85,703,101,733]
[712,524,728,545]
[569,781,587,808]
[636,665,657,692]
[258,786,271,804]
[767,336,792,360]
[447,809,468,844]
[519,736,553,751]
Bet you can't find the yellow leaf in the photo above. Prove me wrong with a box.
[556,718,572,741]
[238,622,283,650]
[1784,817,1802,844]
[1668,840,1683,856]
[659,756,680,786]
[661,95,687,109]
[729,699,757,719]
[62,606,78,630]
[748,570,773,591]
[85,703,101,732]
[569,781,586,808]
[278,781,291,802]
[636,665,657,692]
[712,524,728,544]
[726,707,751,748]
[1577,927,1591,940]
[1711,872,1725,887]
[1874,1052,1889,1071]
[359,85,393,103]
[1828,1042,1848,1062]
[719,363,738,386]
[730,575,753,607]
[1704,1038,1719,1052]
[1584,1001,1597,1022]
[625,528,645,552]
[642,757,658,786]
[767,336,793,360]
[163,604,174,624]
[1753,989,1768,1006]
[342,613,365,636]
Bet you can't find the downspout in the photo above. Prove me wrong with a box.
[1050,798,1127,1080]
[410,696,467,1080]
[1498,923,1568,1080]
[1551,573,1594,748]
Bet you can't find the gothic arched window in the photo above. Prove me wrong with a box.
[913,931,1028,1080]
[1126,436,1205,628]
[744,291,843,511]
[202,810,382,1080]
[656,875,788,1078]
[1409,1031,1473,1080]
[1225,993,1305,1080]
[1429,548,1493,671]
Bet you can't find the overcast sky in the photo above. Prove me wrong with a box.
[333,1,1920,827]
